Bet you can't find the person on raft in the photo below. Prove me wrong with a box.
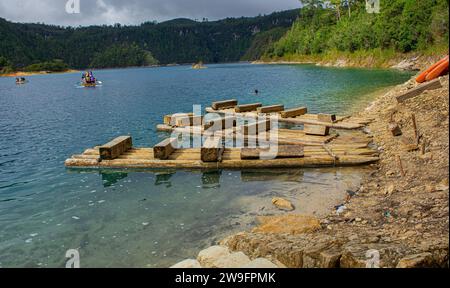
[82,71,96,84]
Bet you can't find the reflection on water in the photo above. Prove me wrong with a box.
[202,170,222,188]
[101,172,129,187]
[241,169,304,183]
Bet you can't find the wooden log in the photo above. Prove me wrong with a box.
[163,115,172,125]
[280,107,308,118]
[235,103,262,113]
[211,99,238,110]
[397,155,405,177]
[242,119,271,135]
[205,116,236,130]
[411,114,419,145]
[257,105,284,113]
[163,113,194,126]
[99,136,132,160]
[175,115,203,127]
[201,136,224,162]
[396,78,442,103]
[318,114,337,123]
[241,145,304,160]
[389,123,402,136]
[304,124,330,136]
[154,138,178,160]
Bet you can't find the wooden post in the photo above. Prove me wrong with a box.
[235,103,262,113]
[154,138,178,160]
[411,114,419,145]
[175,115,203,127]
[257,105,284,114]
[99,136,132,160]
[211,99,238,110]
[304,124,330,136]
[397,155,405,177]
[201,136,224,162]
[280,107,308,118]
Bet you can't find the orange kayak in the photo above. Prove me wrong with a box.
[416,55,449,83]
[425,58,449,82]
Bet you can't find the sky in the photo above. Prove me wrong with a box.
[0,0,301,26]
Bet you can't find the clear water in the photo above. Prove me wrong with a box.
[0,63,412,267]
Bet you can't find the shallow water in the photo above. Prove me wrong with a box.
[0,63,412,267]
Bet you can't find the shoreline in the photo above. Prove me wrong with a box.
[1,69,79,78]
[171,71,449,268]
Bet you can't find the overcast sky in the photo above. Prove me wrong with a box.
[0,0,301,26]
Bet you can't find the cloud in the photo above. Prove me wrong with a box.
[0,0,301,26]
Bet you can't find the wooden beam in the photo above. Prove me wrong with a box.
[211,99,238,110]
[175,115,203,127]
[154,138,178,160]
[257,105,284,114]
[163,113,194,126]
[396,78,442,103]
[281,107,308,118]
[318,114,337,123]
[99,136,132,160]
[201,136,224,162]
[241,119,271,135]
[304,124,330,136]
[241,145,304,160]
[235,103,262,113]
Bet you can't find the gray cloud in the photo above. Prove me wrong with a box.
[0,0,300,26]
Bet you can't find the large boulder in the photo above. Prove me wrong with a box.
[197,245,231,268]
[242,258,280,268]
[253,215,321,235]
[170,259,202,268]
[271,197,295,211]
[214,252,251,268]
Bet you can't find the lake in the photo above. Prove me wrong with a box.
[0,63,412,267]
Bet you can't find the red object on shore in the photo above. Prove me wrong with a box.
[425,58,449,82]
[416,55,449,83]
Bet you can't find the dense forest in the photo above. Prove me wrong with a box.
[264,0,449,60]
[0,9,298,71]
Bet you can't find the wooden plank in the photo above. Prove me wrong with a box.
[281,107,307,118]
[304,124,330,136]
[241,145,304,160]
[153,138,178,160]
[241,119,271,135]
[99,136,132,160]
[257,105,284,113]
[318,114,337,123]
[235,103,262,113]
[201,136,224,162]
[205,116,236,130]
[163,113,194,126]
[211,99,238,110]
[396,78,442,103]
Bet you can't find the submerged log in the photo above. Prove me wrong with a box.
[281,107,308,118]
[304,124,330,136]
[99,136,132,160]
[211,99,238,110]
[241,145,304,160]
[318,114,337,123]
[235,103,262,113]
[154,138,178,160]
[201,136,224,162]
[396,79,442,103]
[257,105,284,114]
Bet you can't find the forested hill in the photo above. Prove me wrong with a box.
[0,9,299,70]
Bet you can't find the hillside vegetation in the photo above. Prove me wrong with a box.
[263,0,449,66]
[0,10,298,71]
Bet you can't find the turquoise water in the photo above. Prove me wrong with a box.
[0,63,412,267]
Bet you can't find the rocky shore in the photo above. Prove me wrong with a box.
[171,67,449,268]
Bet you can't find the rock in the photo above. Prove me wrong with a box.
[253,215,321,235]
[271,197,295,211]
[170,259,202,268]
[396,253,434,268]
[197,246,230,268]
[302,244,342,268]
[385,184,396,195]
[214,252,251,268]
[241,258,279,268]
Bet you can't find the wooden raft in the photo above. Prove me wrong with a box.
[205,107,371,130]
[65,135,378,169]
